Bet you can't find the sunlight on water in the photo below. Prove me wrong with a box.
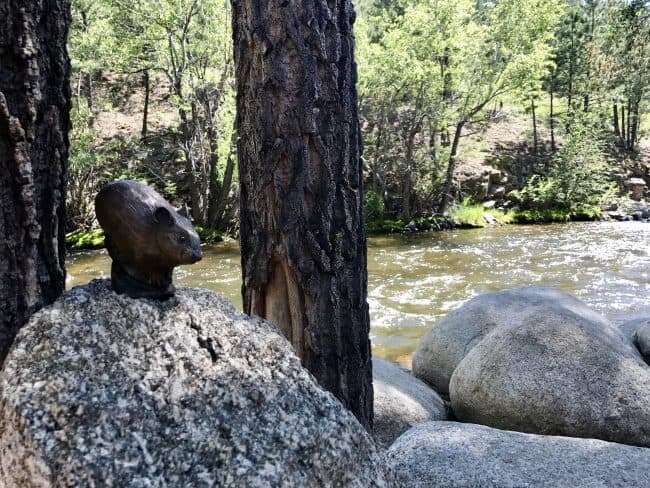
[67,222,650,368]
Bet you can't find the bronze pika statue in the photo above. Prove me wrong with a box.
[95,180,202,299]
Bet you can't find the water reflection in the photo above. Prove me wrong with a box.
[67,222,650,367]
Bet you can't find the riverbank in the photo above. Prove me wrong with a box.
[366,203,599,236]
[367,197,650,235]
[67,203,648,251]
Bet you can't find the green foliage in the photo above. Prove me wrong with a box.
[64,0,649,238]
[510,207,601,224]
[450,199,514,228]
[195,226,224,245]
[364,190,386,222]
[366,216,454,235]
[357,0,564,218]
[510,115,615,212]
[69,99,100,173]
[66,229,106,251]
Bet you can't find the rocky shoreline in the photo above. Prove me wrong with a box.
[1,282,648,487]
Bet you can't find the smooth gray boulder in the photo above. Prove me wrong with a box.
[372,358,447,448]
[385,421,650,488]
[0,280,390,487]
[620,317,650,363]
[636,323,650,362]
[449,291,650,446]
[412,287,608,394]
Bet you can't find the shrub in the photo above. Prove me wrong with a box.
[510,116,615,213]
[364,190,386,222]
[450,199,513,228]
[66,229,105,251]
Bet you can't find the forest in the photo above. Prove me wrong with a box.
[65,0,650,249]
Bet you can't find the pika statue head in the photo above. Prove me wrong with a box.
[153,206,203,266]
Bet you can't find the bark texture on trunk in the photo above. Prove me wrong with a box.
[531,98,538,156]
[142,69,150,139]
[438,121,464,214]
[232,0,373,428]
[0,0,71,362]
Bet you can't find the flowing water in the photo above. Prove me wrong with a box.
[67,221,650,367]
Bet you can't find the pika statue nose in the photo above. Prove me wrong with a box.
[191,248,203,263]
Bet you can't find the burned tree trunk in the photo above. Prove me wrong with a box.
[232,0,373,428]
[0,0,71,362]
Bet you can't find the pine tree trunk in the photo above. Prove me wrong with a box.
[613,101,620,140]
[531,98,538,156]
[232,0,373,429]
[142,70,150,139]
[550,90,556,151]
[438,121,464,214]
[630,101,639,152]
[0,0,71,362]
[402,128,418,219]
[621,104,627,147]
[625,98,632,151]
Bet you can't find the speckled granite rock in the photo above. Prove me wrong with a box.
[0,280,390,487]
[619,317,650,363]
[372,358,447,449]
[449,291,650,447]
[412,287,609,395]
[385,421,650,488]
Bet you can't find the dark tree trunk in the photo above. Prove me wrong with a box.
[0,0,71,363]
[625,98,632,150]
[550,90,556,151]
[402,126,418,219]
[613,101,620,140]
[568,15,575,114]
[531,98,538,156]
[630,101,639,152]
[232,0,373,429]
[208,128,237,229]
[621,103,627,147]
[430,122,438,165]
[84,72,94,116]
[142,70,150,139]
[438,121,464,214]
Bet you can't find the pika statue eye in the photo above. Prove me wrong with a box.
[178,234,186,242]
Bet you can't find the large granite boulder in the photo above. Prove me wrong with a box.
[619,317,650,363]
[385,421,650,488]
[0,280,390,487]
[412,287,607,395]
[446,289,650,446]
[372,358,447,448]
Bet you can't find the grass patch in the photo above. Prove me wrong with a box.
[66,229,105,251]
[450,201,513,228]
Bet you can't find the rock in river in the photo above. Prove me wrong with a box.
[384,421,650,488]
[372,358,448,448]
[619,316,650,364]
[443,288,650,446]
[0,280,389,487]
[412,287,607,395]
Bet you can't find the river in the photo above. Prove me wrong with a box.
[67,221,650,367]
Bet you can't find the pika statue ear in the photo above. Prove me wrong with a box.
[153,206,174,227]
